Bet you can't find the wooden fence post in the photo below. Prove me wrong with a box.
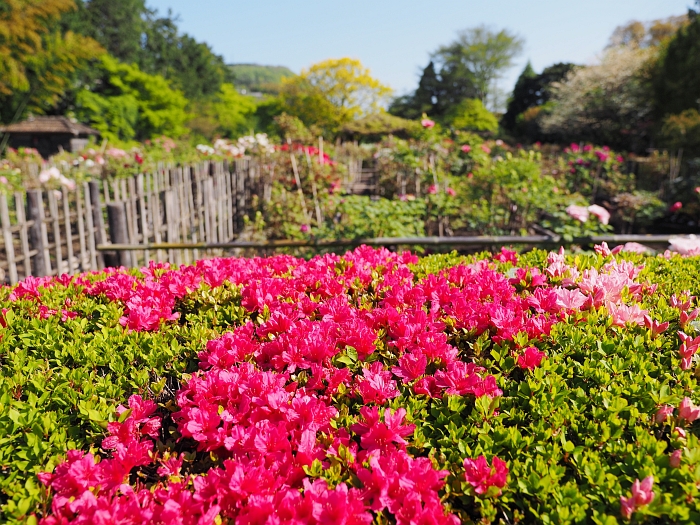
[106,202,132,268]
[88,181,107,269]
[27,190,50,276]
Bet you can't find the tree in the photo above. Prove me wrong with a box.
[66,0,147,63]
[64,1,228,101]
[76,55,189,141]
[502,62,576,136]
[608,16,687,49]
[447,98,498,132]
[653,12,700,118]
[389,62,442,120]
[0,0,103,122]
[434,25,524,110]
[187,84,256,139]
[279,58,392,135]
[540,47,655,150]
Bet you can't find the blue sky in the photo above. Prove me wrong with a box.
[148,0,692,97]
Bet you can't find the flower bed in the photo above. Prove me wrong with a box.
[2,246,700,524]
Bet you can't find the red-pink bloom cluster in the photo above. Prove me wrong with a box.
[463,455,509,495]
[620,476,655,519]
[678,332,700,370]
[36,245,619,524]
[518,347,545,370]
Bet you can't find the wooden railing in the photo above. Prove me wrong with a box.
[0,160,270,284]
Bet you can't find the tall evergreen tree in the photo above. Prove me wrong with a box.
[653,10,700,118]
[502,62,575,134]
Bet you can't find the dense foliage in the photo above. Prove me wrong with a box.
[3,245,700,524]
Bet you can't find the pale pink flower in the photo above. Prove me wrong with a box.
[446,187,456,197]
[608,303,647,327]
[594,242,612,257]
[678,331,700,370]
[620,476,655,519]
[480,144,492,154]
[655,405,674,423]
[553,287,587,310]
[566,204,589,223]
[421,118,435,128]
[588,204,610,225]
[678,397,700,423]
[612,242,650,254]
[670,449,683,468]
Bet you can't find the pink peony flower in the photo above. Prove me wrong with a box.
[566,204,589,223]
[587,204,610,225]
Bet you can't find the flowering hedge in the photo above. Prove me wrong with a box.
[2,246,700,523]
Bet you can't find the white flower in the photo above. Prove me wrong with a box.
[39,167,61,184]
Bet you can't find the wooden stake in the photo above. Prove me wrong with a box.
[290,153,309,223]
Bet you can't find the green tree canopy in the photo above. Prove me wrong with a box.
[64,1,229,101]
[653,11,700,118]
[0,0,103,123]
[502,62,576,136]
[434,25,524,109]
[447,98,498,132]
[390,26,523,121]
[76,55,189,141]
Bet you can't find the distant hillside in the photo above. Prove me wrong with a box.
[228,64,295,93]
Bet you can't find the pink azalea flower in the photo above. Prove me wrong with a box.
[670,449,683,468]
[655,405,674,423]
[463,455,508,495]
[595,242,612,257]
[608,303,648,327]
[553,287,587,311]
[356,362,400,405]
[669,236,700,256]
[421,118,435,128]
[678,331,700,370]
[620,476,655,519]
[461,144,471,153]
[428,184,438,194]
[518,347,545,370]
[678,397,700,423]
[643,315,669,338]
[494,247,518,264]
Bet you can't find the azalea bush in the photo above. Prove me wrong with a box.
[3,245,700,523]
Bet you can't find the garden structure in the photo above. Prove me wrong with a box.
[0,117,100,159]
